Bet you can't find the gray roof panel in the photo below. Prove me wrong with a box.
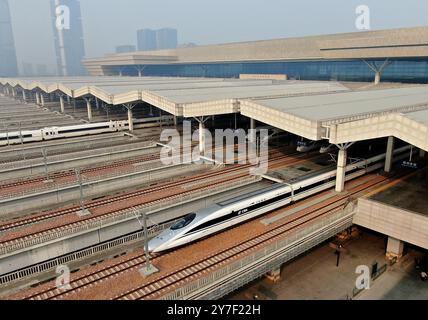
[252,86,428,122]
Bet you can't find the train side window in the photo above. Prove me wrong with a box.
[171,213,196,230]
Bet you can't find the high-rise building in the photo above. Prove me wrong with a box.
[137,29,157,51]
[0,0,18,77]
[115,45,136,54]
[137,28,178,51]
[156,28,178,50]
[50,0,86,76]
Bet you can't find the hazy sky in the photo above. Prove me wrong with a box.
[8,0,428,74]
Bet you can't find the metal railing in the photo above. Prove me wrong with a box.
[0,141,157,170]
[0,133,139,158]
[0,158,175,200]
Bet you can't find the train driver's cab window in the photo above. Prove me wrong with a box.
[171,213,196,230]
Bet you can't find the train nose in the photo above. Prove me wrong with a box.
[146,240,157,253]
[147,236,164,253]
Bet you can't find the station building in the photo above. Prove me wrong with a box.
[83,27,428,84]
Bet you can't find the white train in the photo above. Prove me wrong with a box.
[0,116,174,146]
[296,139,320,152]
[148,146,412,253]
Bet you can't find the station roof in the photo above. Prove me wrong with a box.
[1,76,428,152]
[243,87,428,124]
[241,86,428,146]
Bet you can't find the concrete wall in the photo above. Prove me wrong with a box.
[353,198,428,250]
[329,113,428,152]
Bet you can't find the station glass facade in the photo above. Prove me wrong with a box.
[118,58,428,83]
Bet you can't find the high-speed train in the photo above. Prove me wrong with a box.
[319,144,336,154]
[148,146,413,253]
[0,116,174,146]
[296,139,321,152]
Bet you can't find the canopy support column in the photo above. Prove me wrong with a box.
[249,117,256,143]
[84,97,93,122]
[124,103,137,132]
[40,93,45,107]
[384,136,395,173]
[335,143,354,193]
[194,116,209,155]
[59,95,65,113]
[35,92,40,105]
[362,59,392,85]
[135,66,146,77]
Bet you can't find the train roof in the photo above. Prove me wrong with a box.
[216,183,285,207]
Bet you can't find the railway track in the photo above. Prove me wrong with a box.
[0,152,161,190]
[15,170,409,300]
[0,131,162,165]
[0,140,224,189]
[0,149,306,234]
[113,172,397,300]
[0,152,312,245]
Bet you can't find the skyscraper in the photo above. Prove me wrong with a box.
[137,28,178,51]
[156,28,178,50]
[137,29,157,51]
[0,0,18,77]
[50,0,86,76]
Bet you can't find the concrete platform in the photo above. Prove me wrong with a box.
[266,154,335,182]
[369,167,428,216]
[353,167,428,252]
[0,141,159,181]
[0,160,209,217]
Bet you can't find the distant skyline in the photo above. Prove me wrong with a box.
[137,28,178,51]
[7,0,428,75]
[0,0,18,76]
[50,0,86,76]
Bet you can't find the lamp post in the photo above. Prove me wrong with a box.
[75,168,90,216]
[134,209,159,277]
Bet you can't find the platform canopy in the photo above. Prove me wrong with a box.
[0,76,349,116]
[2,76,428,152]
[241,86,428,151]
